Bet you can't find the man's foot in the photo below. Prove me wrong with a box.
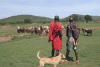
[73,60,80,64]
[61,59,68,63]
[61,60,65,62]
[65,60,68,63]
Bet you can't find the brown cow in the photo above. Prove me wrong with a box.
[27,27,33,33]
[77,28,81,34]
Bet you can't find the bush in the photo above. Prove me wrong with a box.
[24,18,32,23]
[43,21,45,24]
[9,22,15,24]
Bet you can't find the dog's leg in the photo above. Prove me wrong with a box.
[39,61,45,67]
[54,65,56,67]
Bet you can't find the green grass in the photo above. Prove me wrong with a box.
[10,21,100,28]
[0,22,100,67]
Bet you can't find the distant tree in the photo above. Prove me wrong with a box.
[9,21,15,24]
[24,18,32,23]
[84,15,92,23]
[43,21,45,24]
[78,16,82,21]
[71,14,78,21]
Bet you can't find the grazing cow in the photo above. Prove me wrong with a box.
[43,26,49,30]
[85,29,92,36]
[23,27,28,32]
[17,26,21,33]
[42,26,49,37]
[40,26,43,34]
[82,28,85,33]
[31,27,35,34]
[77,28,81,34]
[45,29,49,36]
[43,29,49,37]
[21,27,25,33]
[17,26,24,33]
[27,27,33,33]
[34,27,38,34]
[37,26,42,35]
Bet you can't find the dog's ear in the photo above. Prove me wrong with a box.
[61,54,66,58]
[61,55,63,57]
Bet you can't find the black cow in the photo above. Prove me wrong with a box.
[17,27,24,33]
[34,27,38,34]
[40,26,43,34]
[85,29,92,36]
[82,28,85,33]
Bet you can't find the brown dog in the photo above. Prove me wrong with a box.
[37,51,66,67]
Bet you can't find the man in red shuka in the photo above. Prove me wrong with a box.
[48,15,62,57]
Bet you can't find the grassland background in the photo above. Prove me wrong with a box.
[0,21,100,67]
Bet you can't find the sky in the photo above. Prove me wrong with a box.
[0,0,100,19]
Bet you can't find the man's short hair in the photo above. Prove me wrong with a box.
[54,15,59,21]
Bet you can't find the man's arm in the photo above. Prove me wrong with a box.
[58,23,62,37]
[58,30,62,37]
[48,22,53,42]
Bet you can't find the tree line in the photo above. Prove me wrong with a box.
[60,14,92,23]
[0,18,52,25]
[0,14,95,25]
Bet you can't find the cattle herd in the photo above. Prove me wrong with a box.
[17,25,92,36]
[17,26,49,36]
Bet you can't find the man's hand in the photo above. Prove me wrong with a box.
[58,30,62,37]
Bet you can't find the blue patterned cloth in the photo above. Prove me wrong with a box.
[67,33,76,50]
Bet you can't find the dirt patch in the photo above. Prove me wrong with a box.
[15,33,30,37]
[0,33,30,42]
[0,33,9,37]
[83,27,100,30]
[1,25,16,30]
[0,36,12,42]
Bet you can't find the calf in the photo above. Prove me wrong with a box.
[85,29,92,36]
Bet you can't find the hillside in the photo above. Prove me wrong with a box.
[0,14,53,23]
[0,14,100,23]
[60,14,100,22]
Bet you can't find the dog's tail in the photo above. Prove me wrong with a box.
[37,51,41,59]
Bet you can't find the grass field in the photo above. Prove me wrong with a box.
[0,21,100,67]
